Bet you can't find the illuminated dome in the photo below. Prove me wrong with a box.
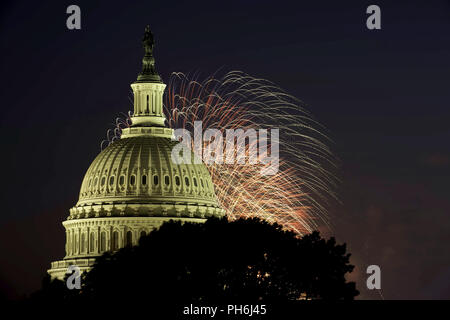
[48,26,223,279]
[72,135,220,219]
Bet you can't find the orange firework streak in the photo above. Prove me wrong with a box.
[103,71,338,235]
[164,71,338,235]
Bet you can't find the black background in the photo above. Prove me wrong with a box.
[0,0,449,300]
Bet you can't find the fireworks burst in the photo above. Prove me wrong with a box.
[100,111,133,150]
[102,71,338,234]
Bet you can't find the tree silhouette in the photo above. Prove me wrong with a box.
[30,217,358,306]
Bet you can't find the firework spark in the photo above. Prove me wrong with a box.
[102,71,338,234]
[100,111,133,150]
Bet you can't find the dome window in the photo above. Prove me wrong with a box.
[164,175,170,186]
[81,233,86,252]
[175,176,181,186]
[109,176,115,186]
[200,179,204,188]
[73,234,78,254]
[130,175,136,186]
[112,231,119,251]
[90,233,95,252]
[101,176,106,187]
[142,174,147,186]
[100,232,106,252]
[126,231,133,247]
[185,177,190,187]
[119,175,125,186]
[153,175,159,186]
[94,177,98,187]
[193,177,198,187]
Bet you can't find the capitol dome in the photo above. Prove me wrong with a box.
[72,135,220,219]
[48,26,223,279]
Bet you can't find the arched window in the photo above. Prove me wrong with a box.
[126,231,133,247]
[142,174,147,186]
[200,178,204,188]
[153,175,159,186]
[81,233,86,252]
[100,232,106,252]
[193,177,198,187]
[130,175,136,186]
[119,175,125,186]
[164,175,170,186]
[109,176,115,186]
[185,177,190,187]
[73,233,77,254]
[152,95,155,113]
[90,232,95,252]
[101,176,106,187]
[175,176,181,186]
[112,231,119,251]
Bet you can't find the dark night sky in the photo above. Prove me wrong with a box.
[1,0,449,299]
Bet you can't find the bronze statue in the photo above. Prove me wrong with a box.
[142,25,154,56]
[136,25,161,83]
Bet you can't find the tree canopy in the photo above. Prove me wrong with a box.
[31,217,358,306]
